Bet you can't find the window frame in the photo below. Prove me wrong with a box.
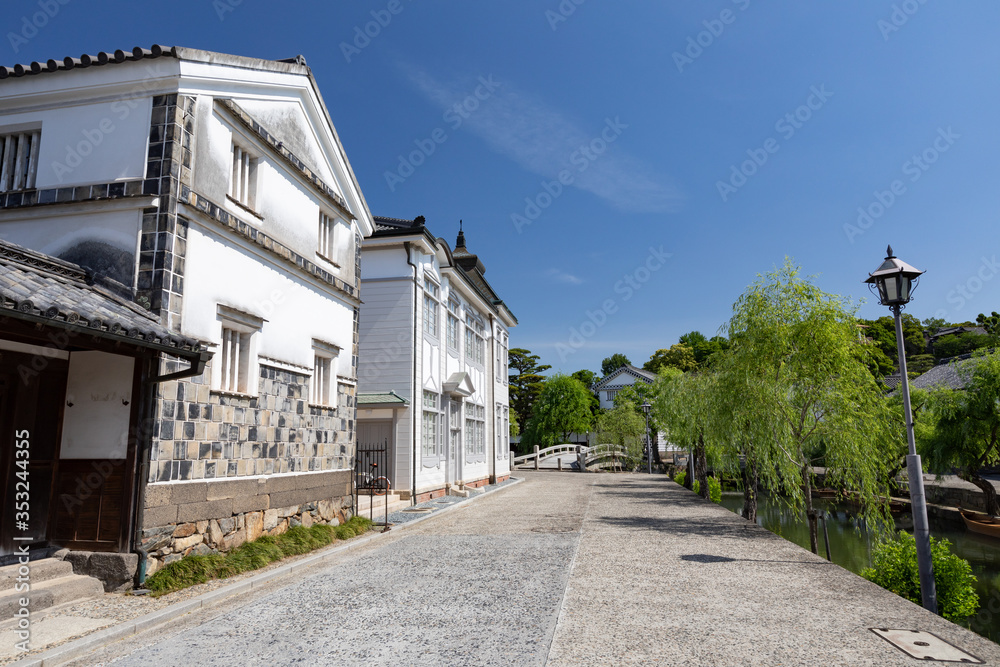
[421,390,443,466]
[228,140,259,211]
[0,128,40,192]
[310,340,340,407]
[212,306,263,397]
[465,402,486,462]
[465,311,485,366]
[423,278,440,339]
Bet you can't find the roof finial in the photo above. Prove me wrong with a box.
[886,244,894,258]
[456,220,466,250]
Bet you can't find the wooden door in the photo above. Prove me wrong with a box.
[0,351,66,559]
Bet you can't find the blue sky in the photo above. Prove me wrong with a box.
[6,1,1000,376]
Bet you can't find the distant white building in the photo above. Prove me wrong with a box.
[594,365,657,410]
[357,217,517,502]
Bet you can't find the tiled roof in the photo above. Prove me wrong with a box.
[0,45,176,79]
[0,239,204,358]
[594,365,657,390]
[357,391,409,405]
[910,355,983,391]
[0,45,309,80]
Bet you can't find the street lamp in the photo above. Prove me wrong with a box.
[864,245,938,615]
[641,402,652,474]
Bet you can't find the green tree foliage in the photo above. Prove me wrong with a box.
[975,311,1000,337]
[601,353,631,377]
[932,332,993,361]
[862,531,979,623]
[508,348,550,432]
[919,351,1000,515]
[652,369,715,500]
[673,471,722,503]
[715,260,899,552]
[571,369,601,416]
[644,344,697,374]
[612,382,660,463]
[679,331,731,367]
[509,411,520,438]
[521,374,593,448]
[596,404,645,466]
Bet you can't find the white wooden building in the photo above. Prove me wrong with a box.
[357,217,516,502]
[594,365,657,410]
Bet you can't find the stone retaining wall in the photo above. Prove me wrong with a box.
[140,471,352,576]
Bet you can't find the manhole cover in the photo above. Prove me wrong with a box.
[530,527,576,533]
[400,508,433,513]
[870,629,983,663]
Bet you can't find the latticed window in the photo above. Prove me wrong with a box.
[422,390,441,460]
[447,297,461,351]
[465,403,485,458]
[465,312,485,365]
[0,130,40,192]
[496,329,508,383]
[423,280,439,337]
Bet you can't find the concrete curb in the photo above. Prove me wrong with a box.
[9,477,524,667]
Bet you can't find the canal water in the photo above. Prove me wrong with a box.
[720,493,1000,644]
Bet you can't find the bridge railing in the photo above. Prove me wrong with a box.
[513,443,581,470]
[511,443,636,471]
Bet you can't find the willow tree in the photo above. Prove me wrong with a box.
[717,260,898,552]
[652,368,716,500]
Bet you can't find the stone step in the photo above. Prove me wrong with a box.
[0,573,104,618]
[356,492,400,509]
[356,494,410,517]
[0,558,74,590]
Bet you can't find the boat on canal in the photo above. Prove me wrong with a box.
[960,510,1000,539]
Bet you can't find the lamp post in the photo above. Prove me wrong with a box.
[864,245,938,615]
[641,402,652,474]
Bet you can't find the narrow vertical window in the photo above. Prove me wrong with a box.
[0,130,40,192]
[423,279,439,338]
[311,341,338,406]
[229,142,257,208]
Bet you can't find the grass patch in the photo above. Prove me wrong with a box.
[145,516,372,597]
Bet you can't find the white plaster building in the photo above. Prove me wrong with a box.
[0,46,373,579]
[357,217,516,502]
[594,365,657,410]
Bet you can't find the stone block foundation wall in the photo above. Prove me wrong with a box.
[148,360,356,483]
[140,470,352,576]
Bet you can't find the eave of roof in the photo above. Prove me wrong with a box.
[0,239,204,359]
[357,391,409,405]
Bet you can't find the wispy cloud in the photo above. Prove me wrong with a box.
[546,268,583,285]
[401,65,684,213]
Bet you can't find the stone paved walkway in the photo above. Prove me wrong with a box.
[46,472,1000,666]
